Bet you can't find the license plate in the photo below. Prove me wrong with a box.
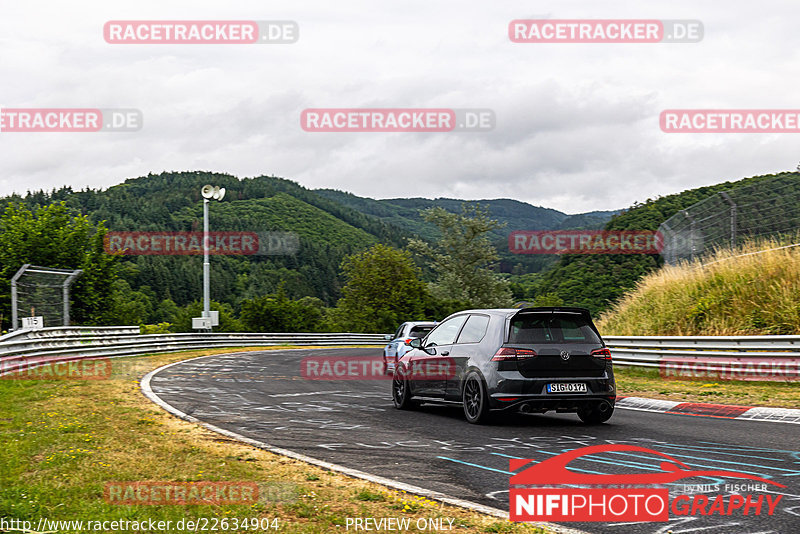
[546,382,587,393]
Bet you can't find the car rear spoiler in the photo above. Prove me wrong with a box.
[512,306,593,319]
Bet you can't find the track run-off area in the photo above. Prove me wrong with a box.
[142,347,800,534]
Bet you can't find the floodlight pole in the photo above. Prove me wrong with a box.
[203,197,211,331]
[196,185,225,332]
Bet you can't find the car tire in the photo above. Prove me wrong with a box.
[462,373,490,424]
[392,367,417,410]
[578,402,614,424]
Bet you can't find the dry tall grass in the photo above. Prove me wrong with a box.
[598,238,800,336]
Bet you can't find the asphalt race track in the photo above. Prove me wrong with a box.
[145,348,800,534]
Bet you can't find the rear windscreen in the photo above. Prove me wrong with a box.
[508,314,601,345]
[409,326,433,338]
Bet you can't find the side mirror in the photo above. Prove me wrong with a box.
[409,338,422,349]
[384,334,393,341]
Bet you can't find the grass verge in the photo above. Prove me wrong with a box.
[0,347,550,534]
[598,237,800,335]
[615,366,799,408]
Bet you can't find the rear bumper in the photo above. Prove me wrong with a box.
[489,393,616,413]
[487,372,616,413]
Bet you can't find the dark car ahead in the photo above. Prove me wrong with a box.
[391,307,616,424]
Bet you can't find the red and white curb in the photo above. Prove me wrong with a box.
[616,396,800,424]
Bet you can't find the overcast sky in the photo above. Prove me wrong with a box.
[0,1,798,214]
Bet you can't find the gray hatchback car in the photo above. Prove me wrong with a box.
[383,321,437,375]
[391,307,616,424]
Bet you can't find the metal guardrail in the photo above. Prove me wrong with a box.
[604,335,799,379]
[0,325,141,343]
[1,327,797,380]
[0,326,386,376]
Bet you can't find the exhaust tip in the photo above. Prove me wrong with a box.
[519,403,531,413]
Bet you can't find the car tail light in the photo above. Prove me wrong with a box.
[491,347,537,361]
[591,348,612,361]
[403,338,413,345]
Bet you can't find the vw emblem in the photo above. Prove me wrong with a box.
[560,350,570,361]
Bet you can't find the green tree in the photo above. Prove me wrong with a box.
[152,298,181,324]
[531,293,565,306]
[72,225,121,325]
[330,244,429,333]
[240,286,326,332]
[0,202,118,326]
[107,279,154,325]
[409,205,512,308]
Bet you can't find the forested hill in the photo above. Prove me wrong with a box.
[3,172,398,307]
[315,189,618,273]
[2,171,614,310]
[315,189,617,241]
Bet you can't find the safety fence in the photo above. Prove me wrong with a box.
[658,172,800,264]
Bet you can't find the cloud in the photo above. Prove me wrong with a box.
[0,0,798,213]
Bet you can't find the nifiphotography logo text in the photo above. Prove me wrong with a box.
[509,444,784,522]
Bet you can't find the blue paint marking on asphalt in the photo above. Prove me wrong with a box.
[519,449,728,486]
[436,456,512,475]
[603,451,777,480]
[480,452,731,488]
[542,449,672,473]
[650,443,784,461]
[696,441,800,455]
[444,450,732,486]
[494,450,717,486]
[605,449,800,475]
[491,452,607,475]
[695,441,800,464]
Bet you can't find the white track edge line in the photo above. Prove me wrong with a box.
[140,350,589,534]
